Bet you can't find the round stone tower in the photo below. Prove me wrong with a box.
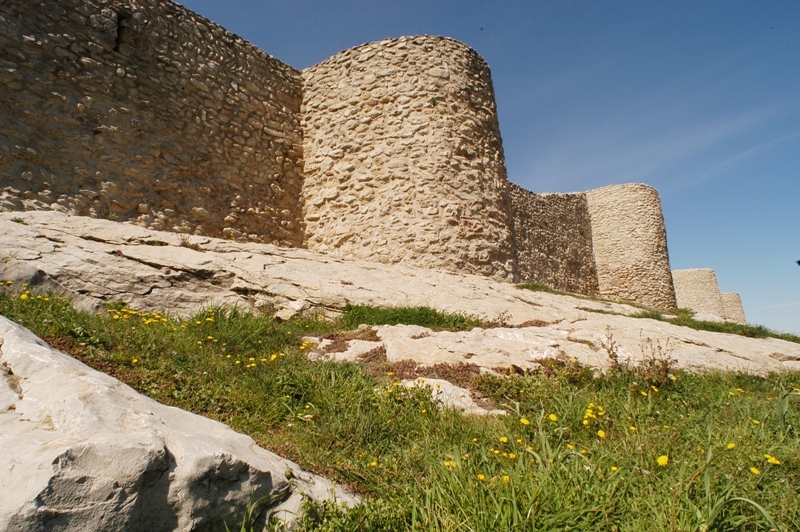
[585,183,677,309]
[300,36,516,280]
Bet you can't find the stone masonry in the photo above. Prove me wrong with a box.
[302,36,515,280]
[509,184,599,294]
[0,0,305,246]
[673,268,746,324]
[0,0,742,311]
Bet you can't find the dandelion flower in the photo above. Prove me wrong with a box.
[597,430,606,439]
[657,455,669,466]
[765,454,781,465]
[629,426,637,432]
[471,438,478,443]
[751,419,760,425]
[477,474,485,481]
[726,442,736,450]
[548,414,558,422]
[520,418,530,425]
[369,461,377,467]
[502,475,510,483]
[508,453,516,460]
[131,358,138,364]
[566,444,575,450]
[611,466,618,472]
[19,294,28,300]
[499,436,508,443]
[750,467,761,475]
[640,391,648,397]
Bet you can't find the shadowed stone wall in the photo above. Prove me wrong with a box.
[0,0,305,246]
[509,184,598,294]
[301,36,516,280]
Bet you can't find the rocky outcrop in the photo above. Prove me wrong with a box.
[0,315,355,532]
[1,211,798,376]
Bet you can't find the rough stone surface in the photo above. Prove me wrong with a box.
[2,211,797,377]
[721,292,747,324]
[0,0,711,302]
[0,315,356,532]
[509,184,598,294]
[672,268,726,319]
[301,36,516,280]
[585,184,676,309]
[0,0,305,246]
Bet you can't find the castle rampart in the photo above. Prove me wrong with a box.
[2,0,747,312]
[0,0,305,246]
[509,184,599,294]
[673,268,746,323]
[301,36,516,280]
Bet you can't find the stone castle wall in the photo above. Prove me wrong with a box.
[509,184,598,294]
[673,268,746,323]
[585,184,676,309]
[672,268,726,317]
[301,36,516,280]
[0,0,305,246]
[0,0,705,310]
[721,292,746,324]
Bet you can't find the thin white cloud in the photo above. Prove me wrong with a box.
[750,300,800,312]
[519,102,788,192]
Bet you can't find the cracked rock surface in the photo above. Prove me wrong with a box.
[0,316,356,531]
[2,211,800,377]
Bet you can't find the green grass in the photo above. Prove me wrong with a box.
[341,302,485,330]
[2,287,799,531]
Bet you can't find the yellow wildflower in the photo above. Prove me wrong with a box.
[629,426,637,432]
[726,442,736,450]
[477,474,485,481]
[548,414,558,422]
[499,436,508,443]
[611,466,618,472]
[520,418,530,425]
[369,461,377,467]
[131,358,138,364]
[765,454,781,465]
[751,419,760,425]
[502,475,510,483]
[597,430,606,439]
[750,467,761,475]
[657,455,669,466]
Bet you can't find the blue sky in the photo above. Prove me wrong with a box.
[179,1,800,334]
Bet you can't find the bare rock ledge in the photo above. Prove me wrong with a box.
[1,211,800,377]
[0,316,356,532]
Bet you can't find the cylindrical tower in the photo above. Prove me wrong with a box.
[586,184,677,309]
[300,36,516,280]
[672,268,726,317]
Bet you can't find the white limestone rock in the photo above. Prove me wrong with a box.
[401,377,505,416]
[1,211,799,377]
[0,316,356,532]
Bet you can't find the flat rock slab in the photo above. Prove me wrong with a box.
[1,211,799,376]
[0,316,356,531]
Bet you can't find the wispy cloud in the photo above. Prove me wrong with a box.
[517,102,790,193]
[750,300,800,312]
